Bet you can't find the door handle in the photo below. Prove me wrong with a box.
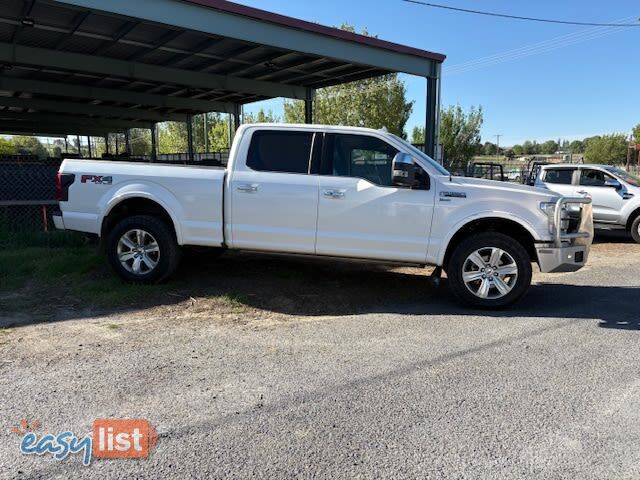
[323,189,345,199]
[577,190,588,196]
[237,184,258,193]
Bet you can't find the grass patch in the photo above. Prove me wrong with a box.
[1,241,254,316]
[106,323,121,330]
[211,292,249,312]
[0,246,103,290]
[0,228,88,250]
[0,328,14,335]
[0,243,178,311]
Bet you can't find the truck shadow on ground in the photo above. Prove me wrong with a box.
[3,246,638,331]
[206,250,638,330]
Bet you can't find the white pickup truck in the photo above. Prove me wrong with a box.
[54,124,593,308]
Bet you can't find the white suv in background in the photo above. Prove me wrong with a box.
[536,164,640,242]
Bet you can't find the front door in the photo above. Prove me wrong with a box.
[315,133,435,263]
[228,129,319,254]
[577,168,625,223]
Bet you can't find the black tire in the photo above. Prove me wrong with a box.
[446,232,532,308]
[631,216,640,244]
[106,215,181,283]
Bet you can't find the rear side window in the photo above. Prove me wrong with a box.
[247,131,313,174]
[544,169,574,185]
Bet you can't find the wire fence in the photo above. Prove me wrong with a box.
[0,156,64,247]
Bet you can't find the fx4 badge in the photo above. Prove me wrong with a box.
[81,175,113,185]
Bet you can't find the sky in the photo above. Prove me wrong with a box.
[237,0,639,147]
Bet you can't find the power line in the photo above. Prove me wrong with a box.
[402,0,640,27]
[444,15,636,75]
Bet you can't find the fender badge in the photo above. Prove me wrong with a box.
[440,191,467,199]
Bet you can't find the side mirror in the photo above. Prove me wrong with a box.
[392,153,418,188]
[605,178,622,190]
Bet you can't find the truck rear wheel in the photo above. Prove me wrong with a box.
[447,232,532,308]
[106,215,180,283]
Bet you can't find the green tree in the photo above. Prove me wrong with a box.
[11,136,48,158]
[569,140,584,153]
[632,124,640,143]
[482,141,497,156]
[0,137,16,154]
[584,134,628,165]
[541,140,559,155]
[158,122,188,153]
[512,144,524,156]
[244,109,279,124]
[439,105,483,168]
[284,25,413,138]
[129,128,152,156]
[410,126,425,144]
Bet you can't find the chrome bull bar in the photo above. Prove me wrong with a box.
[553,196,593,248]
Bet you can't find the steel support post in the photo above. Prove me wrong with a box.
[304,88,315,124]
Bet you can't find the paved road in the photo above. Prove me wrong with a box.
[1,236,639,479]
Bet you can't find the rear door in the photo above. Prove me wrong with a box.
[228,129,319,253]
[539,167,577,196]
[315,133,435,263]
[577,168,625,223]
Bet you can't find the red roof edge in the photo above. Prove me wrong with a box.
[181,0,446,63]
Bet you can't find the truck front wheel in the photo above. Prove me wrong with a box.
[106,215,181,283]
[630,216,640,244]
[446,232,532,308]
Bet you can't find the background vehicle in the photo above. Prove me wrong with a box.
[536,164,640,242]
[55,124,593,308]
[467,162,505,181]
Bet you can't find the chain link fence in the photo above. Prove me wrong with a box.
[0,155,66,247]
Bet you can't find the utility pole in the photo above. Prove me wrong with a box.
[494,134,502,161]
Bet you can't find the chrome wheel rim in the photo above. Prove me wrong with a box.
[462,247,518,300]
[117,229,160,275]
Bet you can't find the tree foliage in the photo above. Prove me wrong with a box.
[0,137,16,155]
[540,140,559,155]
[11,136,49,158]
[283,25,413,137]
[583,134,628,165]
[411,105,483,166]
[438,105,483,167]
[482,141,497,156]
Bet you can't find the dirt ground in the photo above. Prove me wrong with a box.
[1,232,639,479]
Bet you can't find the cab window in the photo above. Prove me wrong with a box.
[247,131,313,174]
[544,168,575,185]
[580,169,614,187]
[321,134,399,186]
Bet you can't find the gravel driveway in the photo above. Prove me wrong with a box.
[1,234,639,479]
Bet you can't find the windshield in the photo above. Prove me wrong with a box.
[391,134,450,176]
[604,166,640,187]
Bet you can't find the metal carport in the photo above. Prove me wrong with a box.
[0,0,445,159]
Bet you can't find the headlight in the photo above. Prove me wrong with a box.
[539,201,557,234]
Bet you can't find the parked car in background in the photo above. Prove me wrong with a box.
[536,164,640,242]
[505,169,523,183]
[54,124,593,308]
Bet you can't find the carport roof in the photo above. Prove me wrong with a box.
[0,0,445,135]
